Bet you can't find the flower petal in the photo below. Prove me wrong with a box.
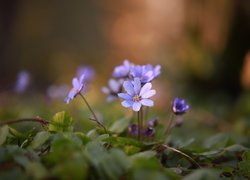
[139,83,152,96]
[68,88,77,99]
[140,99,154,107]
[109,79,119,92]
[72,78,79,88]
[79,74,85,84]
[118,93,132,100]
[122,100,133,108]
[132,102,141,112]
[141,90,156,99]
[133,78,141,94]
[123,80,135,96]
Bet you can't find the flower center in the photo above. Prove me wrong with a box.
[133,95,141,102]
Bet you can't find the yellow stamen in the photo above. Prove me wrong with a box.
[133,95,141,102]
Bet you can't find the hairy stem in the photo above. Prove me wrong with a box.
[0,117,49,127]
[79,93,107,133]
[161,144,201,168]
[165,113,174,137]
[137,108,143,141]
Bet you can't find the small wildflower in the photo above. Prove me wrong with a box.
[77,65,95,82]
[118,78,156,112]
[147,117,159,127]
[65,74,85,104]
[102,79,124,102]
[128,123,138,136]
[172,98,189,115]
[130,64,161,83]
[15,70,30,93]
[112,59,134,78]
[143,127,155,137]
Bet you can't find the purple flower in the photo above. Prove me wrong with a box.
[118,78,156,112]
[102,79,124,102]
[77,65,95,82]
[65,74,85,104]
[15,70,30,93]
[172,98,189,115]
[112,59,134,78]
[143,127,155,137]
[144,64,161,79]
[128,123,138,136]
[147,117,159,127]
[130,64,161,83]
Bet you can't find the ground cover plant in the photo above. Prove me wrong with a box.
[0,60,249,180]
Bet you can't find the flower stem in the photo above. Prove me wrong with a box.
[79,93,107,133]
[137,108,143,141]
[0,117,49,127]
[165,113,174,138]
[161,144,201,168]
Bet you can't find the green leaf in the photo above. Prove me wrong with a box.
[242,151,250,162]
[26,162,48,179]
[0,125,9,145]
[130,151,156,162]
[109,117,130,134]
[49,111,73,133]
[85,141,130,180]
[203,133,234,149]
[224,144,249,152]
[183,169,221,180]
[31,131,51,149]
[237,151,250,177]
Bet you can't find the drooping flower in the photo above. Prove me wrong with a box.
[118,78,156,112]
[77,65,95,83]
[147,117,159,127]
[15,70,30,93]
[128,123,138,136]
[172,98,189,115]
[130,64,161,83]
[143,127,155,137]
[102,79,124,102]
[65,74,85,104]
[112,59,134,78]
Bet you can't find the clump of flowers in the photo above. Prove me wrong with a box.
[101,59,160,140]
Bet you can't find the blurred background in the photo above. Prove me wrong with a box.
[0,0,249,138]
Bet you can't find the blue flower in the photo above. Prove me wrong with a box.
[112,59,134,78]
[15,70,30,93]
[130,64,161,83]
[65,74,85,104]
[77,65,95,83]
[172,98,189,115]
[128,123,138,136]
[118,78,156,112]
[143,127,155,137]
[102,79,124,102]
